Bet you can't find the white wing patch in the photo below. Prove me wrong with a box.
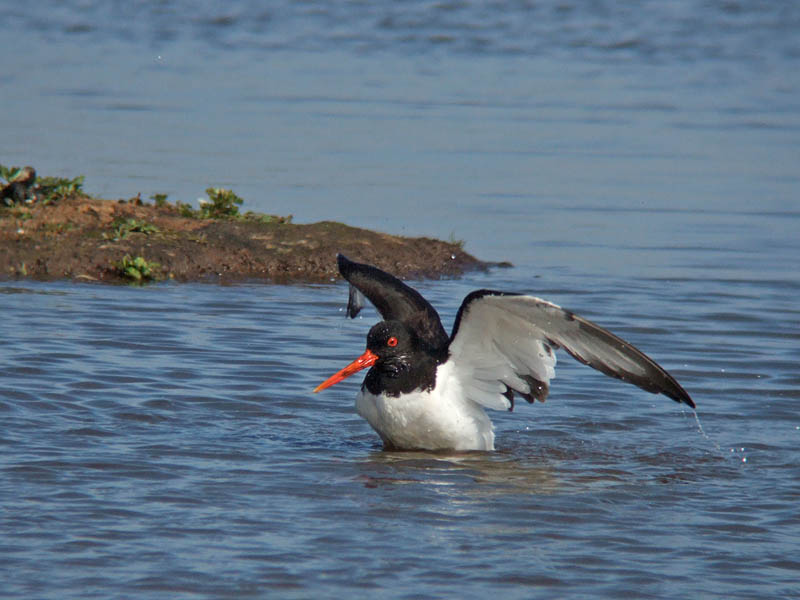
[447,298,558,411]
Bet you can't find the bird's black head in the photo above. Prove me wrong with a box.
[313,319,441,397]
[365,320,415,359]
[363,320,439,397]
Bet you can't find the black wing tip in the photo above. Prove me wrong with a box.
[667,385,696,409]
[625,369,696,410]
[639,371,694,409]
[650,367,695,409]
[566,350,696,410]
[568,318,697,411]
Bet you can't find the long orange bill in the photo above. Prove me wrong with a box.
[313,349,379,393]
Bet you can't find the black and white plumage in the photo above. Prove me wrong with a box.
[314,254,694,451]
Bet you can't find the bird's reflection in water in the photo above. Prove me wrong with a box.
[356,446,561,496]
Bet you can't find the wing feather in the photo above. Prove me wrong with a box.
[447,291,694,411]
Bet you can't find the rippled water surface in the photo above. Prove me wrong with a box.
[2,1,800,598]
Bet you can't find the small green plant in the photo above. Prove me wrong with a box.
[150,193,169,207]
[177,187,242,219]
[173,187,291,224]
[37,174,84,204]
[114,255,161,283]
[0,165,21,181]
[105,217,159,241]
[176,200,196,218]
[201,187,243,219]
[447,231,465,249]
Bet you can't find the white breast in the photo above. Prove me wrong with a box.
[355,361,496,451]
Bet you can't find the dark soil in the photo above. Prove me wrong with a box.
[0,194,491,284]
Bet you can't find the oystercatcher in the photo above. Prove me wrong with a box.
[315,254,694,451]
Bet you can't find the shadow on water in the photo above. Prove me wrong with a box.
[349,428,734,499]
[357,449,561,495]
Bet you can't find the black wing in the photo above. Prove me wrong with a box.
[337,254,449,351]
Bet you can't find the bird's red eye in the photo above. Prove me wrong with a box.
[387,336,398,347]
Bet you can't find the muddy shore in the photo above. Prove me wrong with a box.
[0,192,490,284]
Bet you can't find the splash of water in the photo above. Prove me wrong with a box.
[686,408,747,463]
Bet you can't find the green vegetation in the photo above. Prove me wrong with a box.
[113,255,161,283]
[177,187,291,224]
[203,187,243,219]
[1,164,84,205]
[37,174,85,204]
[177,187,243,219]
[448,231,465,250]
[0,165,21,181]
[150,193,169,207]
[105,217,159,241]
[3,164,292,226]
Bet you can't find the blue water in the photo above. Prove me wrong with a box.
[2,1,800,598]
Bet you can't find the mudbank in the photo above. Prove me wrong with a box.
[0,168,490,284]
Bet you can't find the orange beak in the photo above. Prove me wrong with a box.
[313,349,379,392]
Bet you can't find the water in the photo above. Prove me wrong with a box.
[2,1,799,598]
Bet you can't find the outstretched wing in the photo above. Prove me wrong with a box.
[337,254,449,351]
[446,290,694,411]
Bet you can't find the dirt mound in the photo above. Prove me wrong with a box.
[0,194,488,284]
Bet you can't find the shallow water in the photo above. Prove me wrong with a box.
[3,271,798,598]
[2,1,800,598]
